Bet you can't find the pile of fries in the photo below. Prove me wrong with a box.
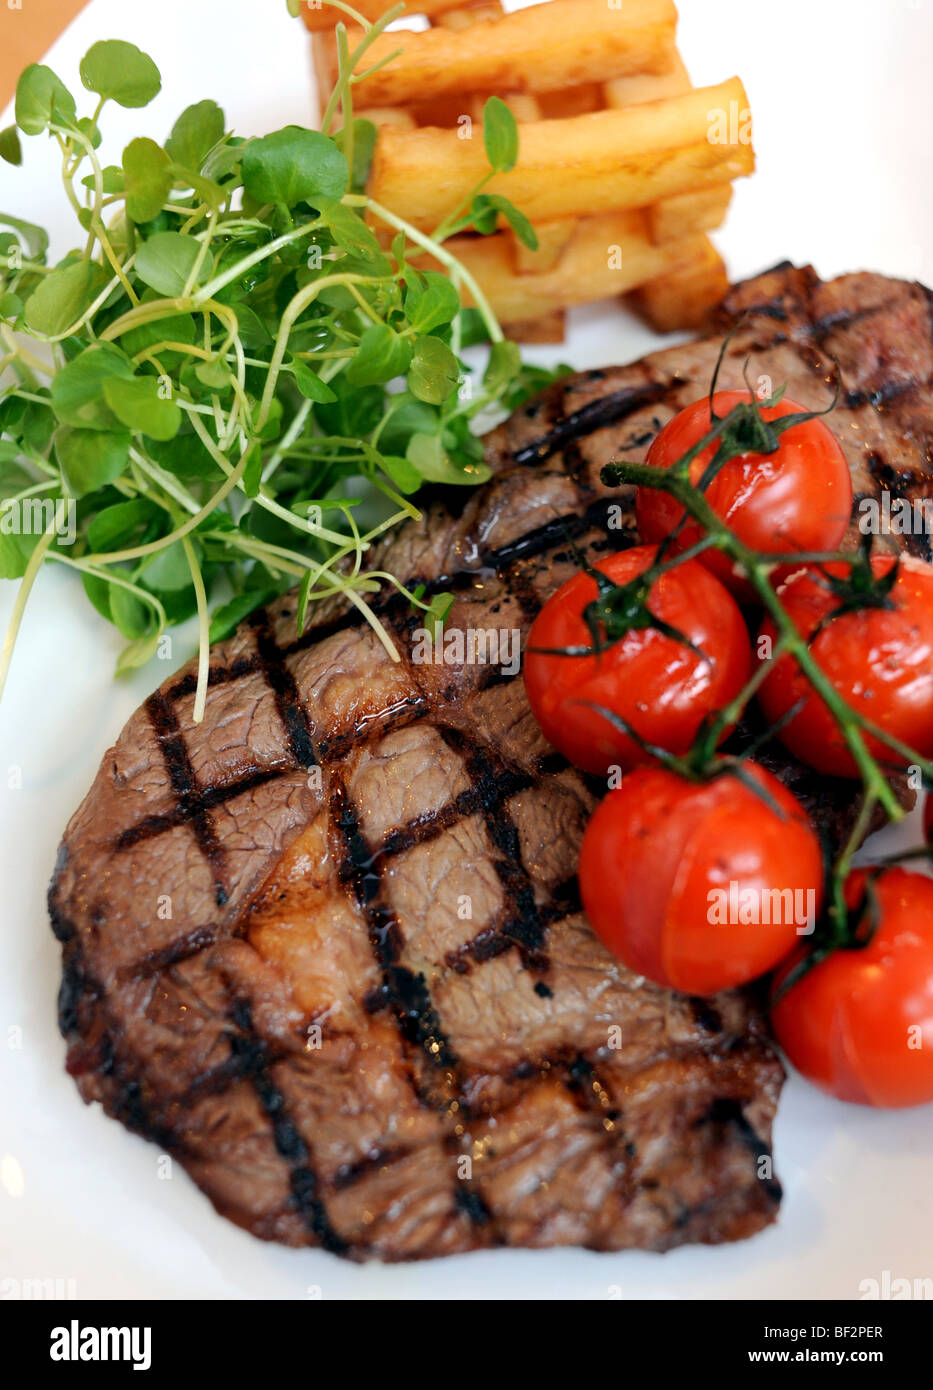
[303,0,754,340]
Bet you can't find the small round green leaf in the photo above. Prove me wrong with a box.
[79,40,162,108]
[138,540,192,592]
[0,291,23,321]
[56,426,131,497]
[122,138,172,223]
[291,359,337,403]
[121,311,196,361]
[102,375,182,441]
[15,64,76,136]
[115,626,163,672]
[50,345,134,430]
[0,127,22,166]
[81,164,124,194]
[241,126,348,208]
[483,338,521,393]
[110,583,151,640]
[405,270,460,334]
[0,529,37,581]
[345,323,412,387]
[87,499,162,552]
[134,232,207,296]
[165,100,225,170]
[23,260,109,337]
[407,430,490,485]
[406,431,451,481]
[0,211,49,260]
[315,197,381,262]
[76,117,102,149]
[408,335,460,405]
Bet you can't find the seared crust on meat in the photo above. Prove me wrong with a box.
[50,265,931,1260]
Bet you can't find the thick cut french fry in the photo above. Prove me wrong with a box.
[301,0,471,32]
[648,184,732,243]
[536,83,604,119]
[628,234,729,331]
[431,214,713,323]
[347,0,677,107]
[603,46,691,106]
[406,95,474,127]
[368,78,754,232]
[510,217,577,274]
[467,92,543,124]
[356,106,419,130]
[432,2,504,29]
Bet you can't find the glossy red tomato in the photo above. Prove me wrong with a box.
[757,555,933,777]
[772,868,933,1107]
[578,763,823,995]
[635,390,853,597]
[523,545,751,776]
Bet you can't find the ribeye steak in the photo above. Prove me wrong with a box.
[49,265,933,1260]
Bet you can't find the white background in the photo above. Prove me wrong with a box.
[0,0,931,1301]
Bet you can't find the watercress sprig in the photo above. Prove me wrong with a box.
[0,26,558,718]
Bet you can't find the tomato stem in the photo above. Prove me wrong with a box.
[605,457,914,823]
[602,428,933,957]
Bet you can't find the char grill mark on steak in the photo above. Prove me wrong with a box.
[477,495,636,573]
[114,765,288,851]
[165,653,262,702]
[51,267,932,1260]
[278,494,631,661]
[246,608,319,770]
[227,1000,349,1255]
[700,1098,782,1208]
[121,924,221,979]
[510,379,674,467]
[434,724,549,973]
[329,761,502,1239]
[145,690,229,908]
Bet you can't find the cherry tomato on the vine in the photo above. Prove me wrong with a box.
[578,763,823,995]
[757,555,933,778]
[772,868,933,1107]
[635,390,853,598]
[523,545,751,776]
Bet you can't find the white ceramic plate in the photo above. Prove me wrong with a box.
[1,0,931,1302]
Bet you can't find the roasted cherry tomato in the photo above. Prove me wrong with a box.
[578,763,823,995]
[523,545,751,776]
[772,868,933,1108]
[635,390,853,598]
[757,555,933,777]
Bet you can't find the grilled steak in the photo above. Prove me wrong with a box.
[50,264,931,1261]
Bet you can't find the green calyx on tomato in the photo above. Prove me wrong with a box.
[758,552,933,779]
[536,543,706,661]
[628,331,850,600]
[523,545,752,777]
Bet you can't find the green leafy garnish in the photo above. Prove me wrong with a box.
[482,96,519,174]
[79,40,162,109]
[0,24,540,720]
